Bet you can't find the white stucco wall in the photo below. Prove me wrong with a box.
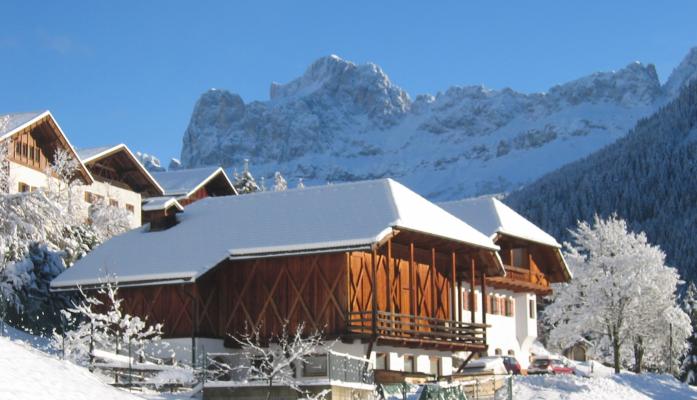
[8,161,141,228]
[82,181,142,227]
[458,285,539,369]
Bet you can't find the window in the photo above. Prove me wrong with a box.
[504,298,514,317]
[125,204,135,214]
[463,290,476,312]
[404,355,415,373]
[28,146,34,161]
[84,192,104,204]
[18,182,31,193]
[376,353,389,370]
[15,142,21,156]
[512,248,529,268]
[22,143,28,158]
[303,354,327,377]
[34,148,40,162]
[489,295,498,315]
[109,199,119,207]
[529,299,536,319]
[429,357,441,377]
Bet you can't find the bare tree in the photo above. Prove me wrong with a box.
[229,322,329,400]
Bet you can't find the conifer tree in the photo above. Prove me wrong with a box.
[680,282,697,384]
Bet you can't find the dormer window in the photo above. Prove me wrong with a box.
[511,248,529,268]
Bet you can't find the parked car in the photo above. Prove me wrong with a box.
[527,357,574,375]
[501,356,522,375]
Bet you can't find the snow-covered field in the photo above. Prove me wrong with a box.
[503,373,697,400]
[0,326,195,400]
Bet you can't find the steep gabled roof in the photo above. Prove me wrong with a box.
[151,167,237,198]
[78,144,165,196]
[0,110,93,184]
[440,197,561,248]
[440,196,571,281]
[142,196,184,212]
[51,179,501,289]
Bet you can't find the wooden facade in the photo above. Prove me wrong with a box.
[4,113,91,183]
[178,172,236,207]
[486,235,567,295]
[119,232,494,352]
[83,146,163,197]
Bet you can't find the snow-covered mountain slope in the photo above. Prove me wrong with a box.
[180,48,697,200]
[506,80,697,281]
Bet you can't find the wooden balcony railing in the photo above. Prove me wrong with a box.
[346,310,487,348]
[504,265,549,287]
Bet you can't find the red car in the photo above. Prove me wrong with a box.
[527,358,574,375]
[502,356,522,375]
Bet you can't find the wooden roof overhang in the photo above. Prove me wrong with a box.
[495,232,571,283]
[201,169,237,197]
[2,111,93,184]
[389,228,505,278]
[83,145,165,197]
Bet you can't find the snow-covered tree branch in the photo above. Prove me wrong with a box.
[228,322,329,400]
[54,278,166,367]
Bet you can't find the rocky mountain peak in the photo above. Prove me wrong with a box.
[547,61,661,106]
[664,47,697,98]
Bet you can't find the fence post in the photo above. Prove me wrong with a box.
[202,345,207,387]
[128,339,133,391]
[508,375,513,400]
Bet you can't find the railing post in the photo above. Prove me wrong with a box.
[480,271,487,346]
[371,249,378,336]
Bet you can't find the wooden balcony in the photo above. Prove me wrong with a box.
[487,265,552,295]
[346,310,488,351]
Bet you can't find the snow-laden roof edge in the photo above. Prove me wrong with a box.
[0,110,94,184]
[439,196,561,248]
[151,167,238,198]
[141,196,184,212]
[439,196,571,281]
[51,178,503,289]
[79,143,165,196]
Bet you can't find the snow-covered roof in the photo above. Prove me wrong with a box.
[141,196,183,212]
[440,196,572,281]
[151,167,237,198]
[77,144,165,196]
[0,110,94,184]
[76,146,118,161]
[0,111,46,139]
[51,179,501,289]
[439,197,561,248]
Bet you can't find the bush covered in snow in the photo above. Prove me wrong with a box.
[0,147,130,334]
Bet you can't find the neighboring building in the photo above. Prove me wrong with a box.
[440,197,572,369]
[1,111,93,193]
[78,144,165,227]
[143,167,237,226]
[52,179,505,392]
[149,167,237,206]
[563,339,590,362]
[1,110,161,229]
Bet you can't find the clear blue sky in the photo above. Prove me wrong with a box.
[2,1,697,163]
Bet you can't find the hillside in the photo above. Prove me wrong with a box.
[506,81,697,280]
[178,49,697,200]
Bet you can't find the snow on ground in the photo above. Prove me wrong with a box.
[0,336,142,400]
[502,373,697,400]
[0,324,197,400]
